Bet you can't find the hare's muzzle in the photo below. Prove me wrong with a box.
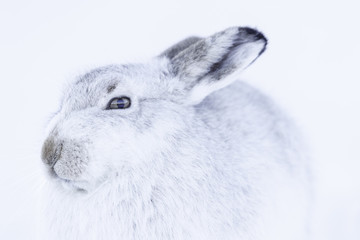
[41,136,87,181]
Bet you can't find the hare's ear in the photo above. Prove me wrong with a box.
[160,36,202,60]
[163,27,267,104]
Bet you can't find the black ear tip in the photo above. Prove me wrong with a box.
[242,27,258,35]
[239,27,267,43]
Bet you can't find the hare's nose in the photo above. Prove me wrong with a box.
[41,136,63,167]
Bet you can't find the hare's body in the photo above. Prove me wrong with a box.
[42,27,310,240]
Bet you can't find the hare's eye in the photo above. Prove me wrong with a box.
[107,97,131,110]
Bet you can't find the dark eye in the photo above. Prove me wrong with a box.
[107,97,131,110]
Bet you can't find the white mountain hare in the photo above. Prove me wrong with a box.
[41,27,311,240]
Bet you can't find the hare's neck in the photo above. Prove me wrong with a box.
[45,146,213,239]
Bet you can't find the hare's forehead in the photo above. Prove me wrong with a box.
[67,64,166,94]
[74,64,146,88]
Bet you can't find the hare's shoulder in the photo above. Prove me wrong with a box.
[198,80,283,129]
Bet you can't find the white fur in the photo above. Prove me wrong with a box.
[41,27,311,240]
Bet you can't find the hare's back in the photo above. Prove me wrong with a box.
[198,80,302,168]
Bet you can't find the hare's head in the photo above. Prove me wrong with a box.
[41,27,267,193]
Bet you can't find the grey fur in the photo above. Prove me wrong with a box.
[42,136,61,166]
[160,36,202,59]
[42,135,89,180]
[170,27,267,87]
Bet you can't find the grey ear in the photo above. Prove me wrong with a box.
[162,27,267,104]
[160,36,202,59]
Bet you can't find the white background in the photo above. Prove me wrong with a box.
[0,0,359,239]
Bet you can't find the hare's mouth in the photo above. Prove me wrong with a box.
[45,165,110,194]
[55,174,110,195]
[43,165,91,193]
[58,179,89,193]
